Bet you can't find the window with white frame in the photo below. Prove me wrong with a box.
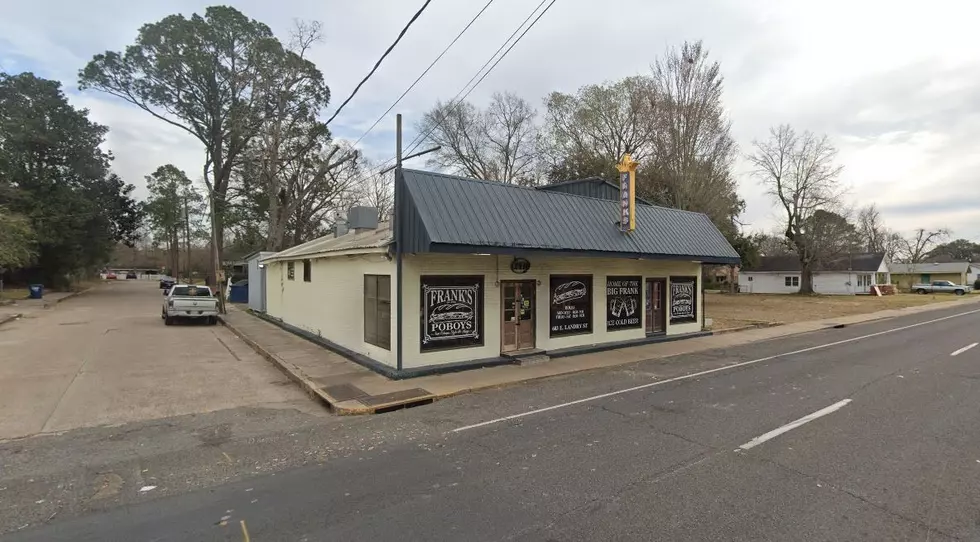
[784,276,800,287]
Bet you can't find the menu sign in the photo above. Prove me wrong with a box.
[669,276,698,323]
[606,276,641,331]
[550,275,593,337]
[420,276,484,352]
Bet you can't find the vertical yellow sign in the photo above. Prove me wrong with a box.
[616,154,638,232]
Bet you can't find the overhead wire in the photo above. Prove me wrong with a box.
[325,0,434,126]
[363,0,556,178]
[351,0,497,148]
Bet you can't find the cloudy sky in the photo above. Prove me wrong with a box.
[2,0,978,240]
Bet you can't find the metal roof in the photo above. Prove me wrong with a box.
[746,253,885,273]
[262,223,392,263]
[397,169,740,264]
[889,261,972,274]
[536,177,654,205]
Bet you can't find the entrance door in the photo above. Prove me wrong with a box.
[645,278,666,334]
[501,281,536,353]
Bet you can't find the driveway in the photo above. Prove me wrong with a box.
[0,280,308,440]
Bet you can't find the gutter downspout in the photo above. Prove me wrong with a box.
[395,114,404,372]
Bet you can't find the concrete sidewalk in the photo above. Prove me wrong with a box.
[221,296,980,414]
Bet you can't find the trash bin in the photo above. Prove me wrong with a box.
[228,282,249,303]
[28,284,44,299]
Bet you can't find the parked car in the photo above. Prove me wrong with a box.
[162,285,219,325]
[126,272,138,279]
[105,272,117,280]
[911,280,972,295]
[159,276,176,290]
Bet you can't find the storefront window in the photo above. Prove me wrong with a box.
[550,275,593,337]
[606,276,641,331]
[669,276,698,324]
[364,275,391,350]
[420,276,484,352]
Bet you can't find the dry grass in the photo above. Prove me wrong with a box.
[0,287,30,301]
[706,292,973,331]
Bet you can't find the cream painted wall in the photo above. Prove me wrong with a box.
[401,254,702,369]
[264,253,396,364]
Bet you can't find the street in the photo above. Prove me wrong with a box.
[2,285,980,540]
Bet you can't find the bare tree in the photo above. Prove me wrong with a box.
[856,204,903,260]
[896,228,951,266]
[646,40,742,235]
[361,168,394,222]
[747,125,845,294]
[418,92,539,185]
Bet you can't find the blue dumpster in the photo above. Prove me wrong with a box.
[28,284,44,299]
[228,281,248,303]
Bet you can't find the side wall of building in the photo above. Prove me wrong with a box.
[892,272,964,291]
[400,254,702,369]
[264,254,397,365]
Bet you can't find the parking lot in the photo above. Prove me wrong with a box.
[0,280,309,440]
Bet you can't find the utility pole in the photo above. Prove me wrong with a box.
[395,114,403,372]
[182,192,191,282]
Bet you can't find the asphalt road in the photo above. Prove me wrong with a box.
[5,303,980,541]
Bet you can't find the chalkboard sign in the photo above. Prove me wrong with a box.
[669,276,698,323]
[550,275,592,337]
[420,276,484,352]
[606,276,641,331]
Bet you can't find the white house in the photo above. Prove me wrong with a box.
[738,253,890,295]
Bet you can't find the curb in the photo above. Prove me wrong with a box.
[218,313,437,415]
[48,288,92,307]
[0,314,22,328]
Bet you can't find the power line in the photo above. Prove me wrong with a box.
[366,0,556,177]
[352,0,497,147]
[405,0,555,156]
[325,0,434,126]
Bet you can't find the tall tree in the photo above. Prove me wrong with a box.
[78,6,290,286]
[747,124,844,294]
[856,204,903,260]
[896,228,950,265]
[0,207,36,272]
[418,92,540,185]
[646,41,742,236]
[925,238,980,261]
[144,165,196,276]
[0,72,142,286]
[542,76,656,181]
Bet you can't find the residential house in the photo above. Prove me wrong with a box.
[889,261,975,290]
[738,253,890,295]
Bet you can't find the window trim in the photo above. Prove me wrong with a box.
[287,261,295,281]
[784,276,800,287]
[303,259,312,282]
[363,274,391,350]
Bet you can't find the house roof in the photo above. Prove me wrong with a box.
[262,223,392,263]
[747,253,886,273]
[889,261,972,274]
[396,169,740,264]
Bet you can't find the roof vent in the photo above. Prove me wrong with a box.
[348,206,379,232]
[334,223,349,238]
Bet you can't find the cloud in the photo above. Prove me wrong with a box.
[2,0,978,242]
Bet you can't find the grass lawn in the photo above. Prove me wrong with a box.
[706,291,976,331]
[0,287,30,301]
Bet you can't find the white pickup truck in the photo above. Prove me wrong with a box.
[162,285,219,325]
[911,280,973,296]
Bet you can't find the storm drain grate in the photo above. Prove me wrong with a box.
[357,388,432,407]
[320,383,369,402]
